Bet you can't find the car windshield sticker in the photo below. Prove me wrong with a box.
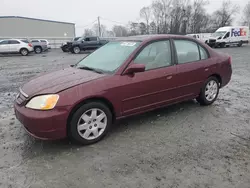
[121,42,136,46]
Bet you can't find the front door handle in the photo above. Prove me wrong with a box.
[205,68,209,72]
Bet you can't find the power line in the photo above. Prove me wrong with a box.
[99,17,128,26]
[76,20,97,28]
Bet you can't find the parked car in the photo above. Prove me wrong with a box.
[40,39,51,49]
[30,39,48,54]
[61,37,81,52]
[69,36,109,54]
[0,39,33,56]
[14,35,232,145]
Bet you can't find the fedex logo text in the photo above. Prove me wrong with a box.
[231,28,247,37]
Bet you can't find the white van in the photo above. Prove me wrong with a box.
[186,33,212,43]
[207,26,249,47]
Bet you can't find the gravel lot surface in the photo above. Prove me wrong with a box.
[0,47,249,188]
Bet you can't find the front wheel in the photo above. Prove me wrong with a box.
[73,46,81,54]
[69,102,112,145]
[196,77,219,106]
[237,41,243,47]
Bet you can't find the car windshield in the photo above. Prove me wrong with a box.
[212,31,227,37]
[76,41,141,73]
[77,37,84,41]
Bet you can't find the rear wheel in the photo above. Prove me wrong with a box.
[69,102,112,145]
[196,77,219,106]
[20,48,29,56]
[34,46,42,54]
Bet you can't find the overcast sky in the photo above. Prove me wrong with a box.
[1,0,246,36]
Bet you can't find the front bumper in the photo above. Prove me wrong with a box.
[14,103,68,140]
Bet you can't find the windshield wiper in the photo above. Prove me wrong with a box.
[78,66,103,74]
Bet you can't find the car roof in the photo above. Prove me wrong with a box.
[114,34,193,42]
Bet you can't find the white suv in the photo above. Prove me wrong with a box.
[0,39,34,56]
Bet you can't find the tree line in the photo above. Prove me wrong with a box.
[83,0,250,37]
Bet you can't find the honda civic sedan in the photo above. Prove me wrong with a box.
[14,35,232,145]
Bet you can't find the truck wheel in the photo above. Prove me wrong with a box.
[20,48,29,56]
[237,41,243,47]
[220,43,225,48]
[73,46,80,54]
[34,46,42,54]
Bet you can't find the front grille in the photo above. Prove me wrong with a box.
[209,39,216,43]
[67,42,73,47]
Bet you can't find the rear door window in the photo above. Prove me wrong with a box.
[90,37,98,41]
[199,45,209,60]
[174,40,200,64]
[9,40,20,44]
[31,40,39,42]
[174,39,209,63]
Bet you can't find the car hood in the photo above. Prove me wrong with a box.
[21,67,106,97]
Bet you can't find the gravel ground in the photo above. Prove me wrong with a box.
[0,47,249,188]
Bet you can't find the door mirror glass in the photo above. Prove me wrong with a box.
[124,63,145,75]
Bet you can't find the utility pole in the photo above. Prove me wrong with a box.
[97,16,101,37]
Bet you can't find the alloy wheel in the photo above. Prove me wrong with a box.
[77,108,107,140]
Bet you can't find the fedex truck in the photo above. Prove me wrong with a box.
[207,26,249,48]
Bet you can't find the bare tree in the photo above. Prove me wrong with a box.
[170,0,191,34]
[151,0,164,34]
[241,1,250,27]
[112,25,128,37]
[92,24,107,37]
[213,0,240,27]
[140,6,151,34]
[83,29,94,37]
[189,0,210,33]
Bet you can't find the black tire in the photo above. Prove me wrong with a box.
[34,46,42,54]
[196,77,220,106]
[237,41,243,47]
[73,46,81,54]
[62,45,69,52]
[69,102,112,145]
[220,43,226,48]
[20,48,29,56]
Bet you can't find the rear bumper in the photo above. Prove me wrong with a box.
[14,103,68,140]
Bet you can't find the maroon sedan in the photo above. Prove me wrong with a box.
[14,35,232,145]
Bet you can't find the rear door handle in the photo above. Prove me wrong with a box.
[166,76,173,80]
[205,68,209,72]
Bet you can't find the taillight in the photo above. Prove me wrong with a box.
[28,43,32,47]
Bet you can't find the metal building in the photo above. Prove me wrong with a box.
[0,16,75,48]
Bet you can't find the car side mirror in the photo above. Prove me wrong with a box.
[124,63,145,75]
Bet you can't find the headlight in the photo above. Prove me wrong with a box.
[26,94,59,110]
